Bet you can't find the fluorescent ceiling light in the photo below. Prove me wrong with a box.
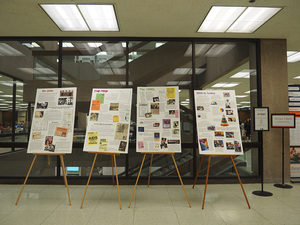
[0,95,22,98]
[40,4,89,31]
[155,43,165,48]
[179,81,191,85]
[47,81,75,85]
[96,68,114,75]
[199,6,281,33]
[287,51,297,57]
[166,81,179,85]
[107,81,133,86]
[198,6,246,32]
[107,81,119,85]
[230,70,250,78]
[87,42,103,48]
[184,44,212,57]
[293,76,300,79]
[205,43,235,57]
[212,82,240,88]
[288,52,300,63]
[173,68,206,75]
[22,42,40,48]
[227,7,281,33]
[78,5,119,31]
[244,89,257,93]
[0,43,24,56]
[112,69,126,75]
[63,42,74,47]
[96,51,108,56]
[173,68,190,75]
[35,68,56,74]
[236,95,248,98]
[240,101,251,104]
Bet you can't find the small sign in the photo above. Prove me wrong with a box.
[254,107,269,131]
[271,113,295,128]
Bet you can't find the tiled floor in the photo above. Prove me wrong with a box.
[0,183,300,225]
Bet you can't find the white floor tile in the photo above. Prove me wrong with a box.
[0,183,299,225]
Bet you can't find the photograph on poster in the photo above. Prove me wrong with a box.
[194,90,243,155]
[109,103,119,111]
[35,111,44,118]
[90,113,99,122]
[137,87,181,152]
[83,88,132,154]
[37,102,48,109]
[197,106,204,111]
[199,139,209,151]
[153,97,159,102]
[27,88,77,154]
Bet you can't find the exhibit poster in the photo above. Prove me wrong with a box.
[194,90,243,155]
[27,88,77,154]
[288,85,300,178]
[83,88,132,154]
[136,86,181,153]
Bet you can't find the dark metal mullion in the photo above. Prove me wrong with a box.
[256,41,263,179]
[56,40,63,177]
[192,40,197,178]
[125,40,129,178]
[12,79,16,150]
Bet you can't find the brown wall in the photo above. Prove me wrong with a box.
[260,39,290,183]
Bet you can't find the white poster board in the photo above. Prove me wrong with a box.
[194,90,243,155]
[28,88,77,154]
[136,86,181,153]
[83,88,132,154]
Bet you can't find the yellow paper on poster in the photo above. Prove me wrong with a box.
[166,88,175,99]
[113,115,119,122]
[87,131,98,145]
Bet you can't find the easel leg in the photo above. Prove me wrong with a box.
[111,155,115,186]
[15,154,38,205]
[128,153,147,208]
[113,154,122,210]
[60,155,71,206]
[230,156,251,209]
[81,154,98,209]
[202,155,211,209]
[148,154,154,187]
[171,154,191,208]
[193,156,205,188]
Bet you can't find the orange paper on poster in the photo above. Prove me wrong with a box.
[91,100,101,110]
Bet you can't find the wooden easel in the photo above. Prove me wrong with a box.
[193,154,250,209]
[128,152,191,208]
[15,153,71,206]
[81,152,121,210]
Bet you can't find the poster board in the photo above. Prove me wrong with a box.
[83,88,132,154]
[136,86,181,153]
[28,88,77,154]
[194,90,243,155]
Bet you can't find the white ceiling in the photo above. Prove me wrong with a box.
[0,0,300,110]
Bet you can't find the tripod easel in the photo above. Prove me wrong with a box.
[16,153,71,206]
[193,154,250,209]
[128,152,191,208]
[81,152,121,209]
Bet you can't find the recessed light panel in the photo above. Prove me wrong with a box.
[41,4,89,31]
[288,52,300,63]
[40,4,119,31]
[227,7,282,33]
[198,6,246,32]
[78,5,119,31]
[198,6,282,33]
